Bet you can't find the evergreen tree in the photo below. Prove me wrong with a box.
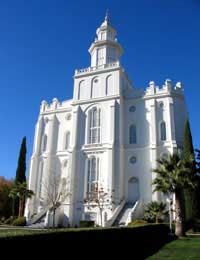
[15,137,27,184]
[184,120,195,159]
[183,119,197,221]
[14,137,27,215]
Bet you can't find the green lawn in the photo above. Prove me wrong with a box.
[0,229,47,238]
[148,235,200,260]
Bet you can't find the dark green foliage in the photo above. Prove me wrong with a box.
[11,182,34,217]
[144,201,168,223]
[12,217,26,226]
[0,224,173,258]
[79,220,95,228]
[194,151,200,218]
[15,137,27,184]
[191,218,200,233]
[183,120,198,221]
[0,177,14,219]
[14,137,27,216]
[183,120,195,159]
[153,153,197,237]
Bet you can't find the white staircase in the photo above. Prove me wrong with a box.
[113,200,143,226]
[30,204,53,225]
[27,219,45,229]
[114,202,136,226]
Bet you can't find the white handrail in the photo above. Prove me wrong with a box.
[126,200,140,225]
[105,200,126,227]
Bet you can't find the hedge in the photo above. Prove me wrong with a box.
[79,220,95,228]
[0,224,174,256]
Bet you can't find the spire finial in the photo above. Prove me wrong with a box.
[105,9,109,22]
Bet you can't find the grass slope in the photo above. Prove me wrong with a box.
[148,236,200,260]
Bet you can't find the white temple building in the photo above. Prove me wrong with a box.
[25,14,188,227]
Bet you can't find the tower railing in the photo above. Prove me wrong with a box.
[75,61,120,75]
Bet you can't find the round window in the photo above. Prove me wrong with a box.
[129,106,136,112]
[65,113,71,121]
[159,102,164,108]
[130,156,137,164]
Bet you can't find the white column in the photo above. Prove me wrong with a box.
[41,115,57,205]
[47,114,56,154]
[69,106,80,226]
[150,99,159,201]
[110,100,116,144]
[33,116,44,155]
[119,98,124,201]
[25,116,44,218]
[167,97,177,152]
[28,116,44,190]
[108,101,116,198]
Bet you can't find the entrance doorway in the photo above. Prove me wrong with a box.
[128,177,139,203]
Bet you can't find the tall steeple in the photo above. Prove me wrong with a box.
[89,12,123,67]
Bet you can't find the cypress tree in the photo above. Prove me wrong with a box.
[15,137,27,184]
[183,120,194,159]
[183,119,197,221]
[14,137,27,215]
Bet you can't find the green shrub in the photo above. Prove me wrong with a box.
[128,219,147,227]
[12,217,26,226]
[79,220,95,228]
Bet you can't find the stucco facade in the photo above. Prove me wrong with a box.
[25,14,187,227]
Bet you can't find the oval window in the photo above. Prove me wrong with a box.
[159,102,164,108]
[129,106,136,112]
[130,156,136,164]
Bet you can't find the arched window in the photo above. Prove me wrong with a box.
[160,121,166,141]
[129,125,136,144]
[38,161,44,197]
[64,132,70,150]
[87,157,99,195]
[43,135,47,152]
[88,107,101,144]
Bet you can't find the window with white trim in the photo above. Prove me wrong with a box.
[160,121,166,141]
[64,132,70,150]
[129,125,137,144]
[88,107,101,144]
[87,157,99,195]
[43,135,47,152]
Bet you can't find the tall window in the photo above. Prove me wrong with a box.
[161,121,167,141]
[88,107,101,144]
[129,125,137,144]
[87,157,99,195]
[38,161,44,197]
[43,135,47,152]
[97,48,104,66]
[64,132,70,150]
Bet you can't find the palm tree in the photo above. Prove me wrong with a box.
[153,153,197,237]
[11,182,34,217]
[144,201,168,224]
[8,189,17,217]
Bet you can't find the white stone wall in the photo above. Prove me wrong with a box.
[25,16,188,227]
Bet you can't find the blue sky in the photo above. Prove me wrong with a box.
[0,0,200,179]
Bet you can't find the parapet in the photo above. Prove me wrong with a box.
[145,79,183,96]
[40,98,72,114]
